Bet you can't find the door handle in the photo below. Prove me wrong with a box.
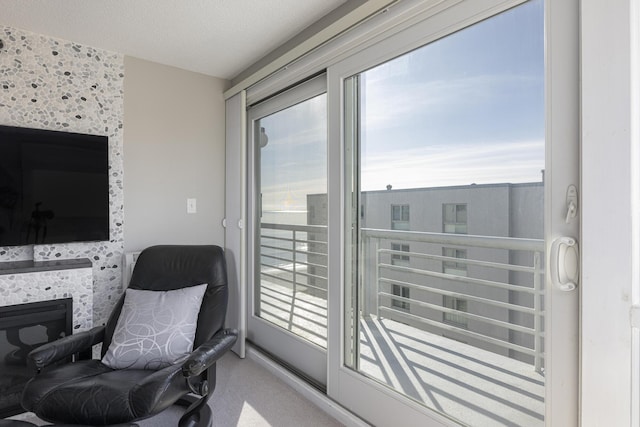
[550,236,579,291]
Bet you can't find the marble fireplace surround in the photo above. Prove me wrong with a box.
[0,259,93,333]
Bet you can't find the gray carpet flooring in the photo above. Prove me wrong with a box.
[12,352,344,427]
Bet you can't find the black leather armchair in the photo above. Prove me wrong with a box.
[21,245,238,426]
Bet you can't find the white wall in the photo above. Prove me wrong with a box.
[581,0,638,425]
[123,57,228,253]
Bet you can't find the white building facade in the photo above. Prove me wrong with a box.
[309,181,544,365]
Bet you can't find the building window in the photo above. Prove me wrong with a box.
[443,296,468,328]
[391,204,410,230]
[443,203,467,234]
[392,284,410,311]
[443,247,467,276]
[391,243,410,267]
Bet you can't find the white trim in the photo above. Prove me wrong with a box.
[225,91,248,358]
[246,345,369,427]
[630,0,640,425]
[239,91,247,358]
[544,0,580,424]
[580,0,635,424]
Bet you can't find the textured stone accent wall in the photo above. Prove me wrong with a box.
[0,267,93,332]
[0,25,125,326]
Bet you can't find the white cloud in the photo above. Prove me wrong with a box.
[362,72,540,133]
[360,139,544,191]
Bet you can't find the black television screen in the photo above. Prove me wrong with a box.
[0,125,109,246]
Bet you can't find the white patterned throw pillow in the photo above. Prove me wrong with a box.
[102,283,208,370]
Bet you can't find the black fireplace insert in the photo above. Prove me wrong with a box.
[0,298,72,418]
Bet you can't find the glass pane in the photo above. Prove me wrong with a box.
[345,1,545,425]
[255,93,328,348]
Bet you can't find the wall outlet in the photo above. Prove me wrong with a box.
[187,198,197,214]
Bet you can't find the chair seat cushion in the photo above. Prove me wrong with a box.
[22,360,187,425]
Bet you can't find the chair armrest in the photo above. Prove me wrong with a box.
[28,325,105,371]
[181,329,238,377]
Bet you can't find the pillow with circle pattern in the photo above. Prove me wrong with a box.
[102,283,207,370]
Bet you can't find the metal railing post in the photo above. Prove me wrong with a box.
[292,229,297,293]
[373,237,380,317]
[362,233,370,317]
[533,250,543,373]
[362,233,379,318]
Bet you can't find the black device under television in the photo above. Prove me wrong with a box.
[0,125,109,246]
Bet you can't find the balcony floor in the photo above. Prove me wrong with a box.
[359,316,544,426]
[259,280,545,426]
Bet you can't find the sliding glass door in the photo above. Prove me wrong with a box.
[244,0,578,425]
[328,0,578,425]
[247,76,328,386]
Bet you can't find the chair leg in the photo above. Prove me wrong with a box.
[177,395,213,427]
[178,365,217,427]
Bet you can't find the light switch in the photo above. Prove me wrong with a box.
[187,198,197,214]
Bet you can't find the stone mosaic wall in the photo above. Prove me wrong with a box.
[0,266,93,332]
[0,25,125,325]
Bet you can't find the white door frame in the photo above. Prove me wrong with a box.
[245,75,329,386]
[580,0,640,425]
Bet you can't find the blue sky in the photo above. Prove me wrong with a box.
[360,0,544,190]
[259,0,543,210]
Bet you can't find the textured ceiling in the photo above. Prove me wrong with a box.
[0,0,347,79]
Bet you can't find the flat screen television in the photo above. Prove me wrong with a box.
[0,125,109,246]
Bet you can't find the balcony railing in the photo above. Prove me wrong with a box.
[260,222,328,294]
[258,223,544,373]
[259,222,328,347]
[362,228,545,373]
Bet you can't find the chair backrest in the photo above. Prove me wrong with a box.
[102,245,228,357]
